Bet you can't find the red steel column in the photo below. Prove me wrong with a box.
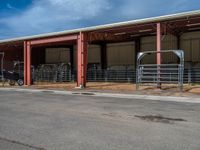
[83,36,88,85]
[23,41,27,85]
[26,41,32,86]
[157,23,161,65]
[157,23,162,88]
[77,32,88,88]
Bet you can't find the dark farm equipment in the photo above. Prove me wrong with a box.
[0,60,34,86]
[0,61,25,86]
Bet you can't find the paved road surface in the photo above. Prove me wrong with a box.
[0,90,199,150]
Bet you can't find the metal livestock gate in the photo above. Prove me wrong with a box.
[136,50,184,91]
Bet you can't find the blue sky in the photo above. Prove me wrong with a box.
[0,0,200,40]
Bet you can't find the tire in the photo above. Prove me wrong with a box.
[17,79,24,86]
[9,80,15,86]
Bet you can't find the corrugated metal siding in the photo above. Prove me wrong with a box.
[180,40,191,63]
[88,45,101,63]
[140,32,200,67]
[107,42,135,67]
[180,31,200,68]
[191,40,200,62]
[181,31,200,39]
[161,35,177,63]
[141,36,156,51]
[74,45,101,68]
[45,48,70,63]
[141,35,177,64]
[141,36,156,64]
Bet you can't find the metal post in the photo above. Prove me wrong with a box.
[157,23,162,88]
[177,35,181,63]
[77,32,88,88]
[180,51,184,92]
[136,53,142,90]
[135,38,140,85]
[27,41,31,86]
[24,41,27,85]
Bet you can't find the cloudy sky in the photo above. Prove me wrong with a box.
[0,0,200,40]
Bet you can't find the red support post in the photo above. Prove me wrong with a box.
[26,41,31,86]
[77,32,88,88]
[23,41,27,85]
[157,23,162,88]
[157,23,161,65]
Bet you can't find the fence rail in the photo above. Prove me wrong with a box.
[184,68,200,83]
[87,67,200,84]
[87,69,136,82]
[1,61,200,84]
[28,67,200,84]
[34,63,72,82]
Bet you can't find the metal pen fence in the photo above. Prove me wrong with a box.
[136,50,184,91]
[184,67,200,84]
[86,67,200,84]
[2,61,200,85]
[87,69,136,82]
[32,66,200,84]
[136,64,184,90]
[34,63,72,83]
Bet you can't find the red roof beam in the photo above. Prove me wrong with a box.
[29,35,78,45]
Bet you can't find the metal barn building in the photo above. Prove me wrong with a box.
[0,10,200,88]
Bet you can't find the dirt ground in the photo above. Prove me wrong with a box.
[32,82,137,91]
[30,82,200,96]
[1,81,200,97]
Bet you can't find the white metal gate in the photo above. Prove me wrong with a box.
[136,50,184,91]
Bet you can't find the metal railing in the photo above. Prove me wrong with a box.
[87,69,136,82]
[136,50,184,91]
[184,67,200,84]
[136,64,183,86]
[34,63,72,82]
[29,65,200,84]
[1,61,200,85]
[86,67,200,83]
[1,64,200,85]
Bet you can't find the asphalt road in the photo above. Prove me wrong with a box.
[0,90,199,150]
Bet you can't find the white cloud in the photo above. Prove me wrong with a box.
[111,0,188,20]
[0,0,199,39]
[0,0,111,38]
[6,3,13,9]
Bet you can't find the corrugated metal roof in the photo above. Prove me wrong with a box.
[0,10,200,44]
